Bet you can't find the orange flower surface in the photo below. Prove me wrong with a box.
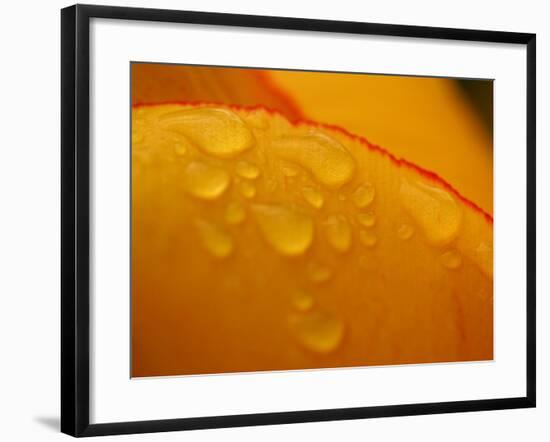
[131,102,492,377]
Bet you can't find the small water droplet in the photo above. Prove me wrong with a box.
[352,182,375,208]
[302,186,324,209]
[307,262,332,283]
[324,215,352,253]
[239,181,256,199]
[252,204,314,256]
[357,211,376,227]
[397,224,414,240]
[181,161,230,200]
[272,131,356,188]
[472,242,493,278]
[235,161,260,180]
[441,250,462,269]
[195,219,233,258]
[292,290,314,312]
[289,310,345,353]
[399,178,462,246]
[360,230,377,247]
[159,107,254,158]
[224,201,246,225]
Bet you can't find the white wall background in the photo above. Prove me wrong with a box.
[0,0,546,440]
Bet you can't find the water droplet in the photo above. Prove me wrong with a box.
[352,182,375,208]
[307,262,332,283]
[239,181,256,199]
[272,132,356,188]
[292,290,314,312]
[324,215,352,253]
[397,224,414,240]
[235,161,260,180]
[289,310,345,353]
[357,211,376,227]
[441,250,462,269]
[195,219,233,258]
[224,201,246,225]
[360,230,377,247]
[252,204,314,256]
[181,161,230,200]
[302,186,324,209]
[399,178,462,246]
[159,107,254,158]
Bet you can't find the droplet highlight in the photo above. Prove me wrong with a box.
[252,204,314,256]
[181,161,230,200]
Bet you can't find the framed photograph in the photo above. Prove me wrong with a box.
[61,4,536,437]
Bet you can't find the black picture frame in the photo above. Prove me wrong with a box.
[61,4,536,437]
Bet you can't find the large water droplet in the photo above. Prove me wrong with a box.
[252,204,314,256]
[302,186,324,209]
[272,131,356,188]
[235,160,260,180]
[399,178,462,246]
[352,182,375,208]
[224,201,246,225]
[181,161,230,200]
[195,219,234,258]
[289,310,345,353]
[159,107,254,158]
[324,215,352,253]
[441,250,462,269]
